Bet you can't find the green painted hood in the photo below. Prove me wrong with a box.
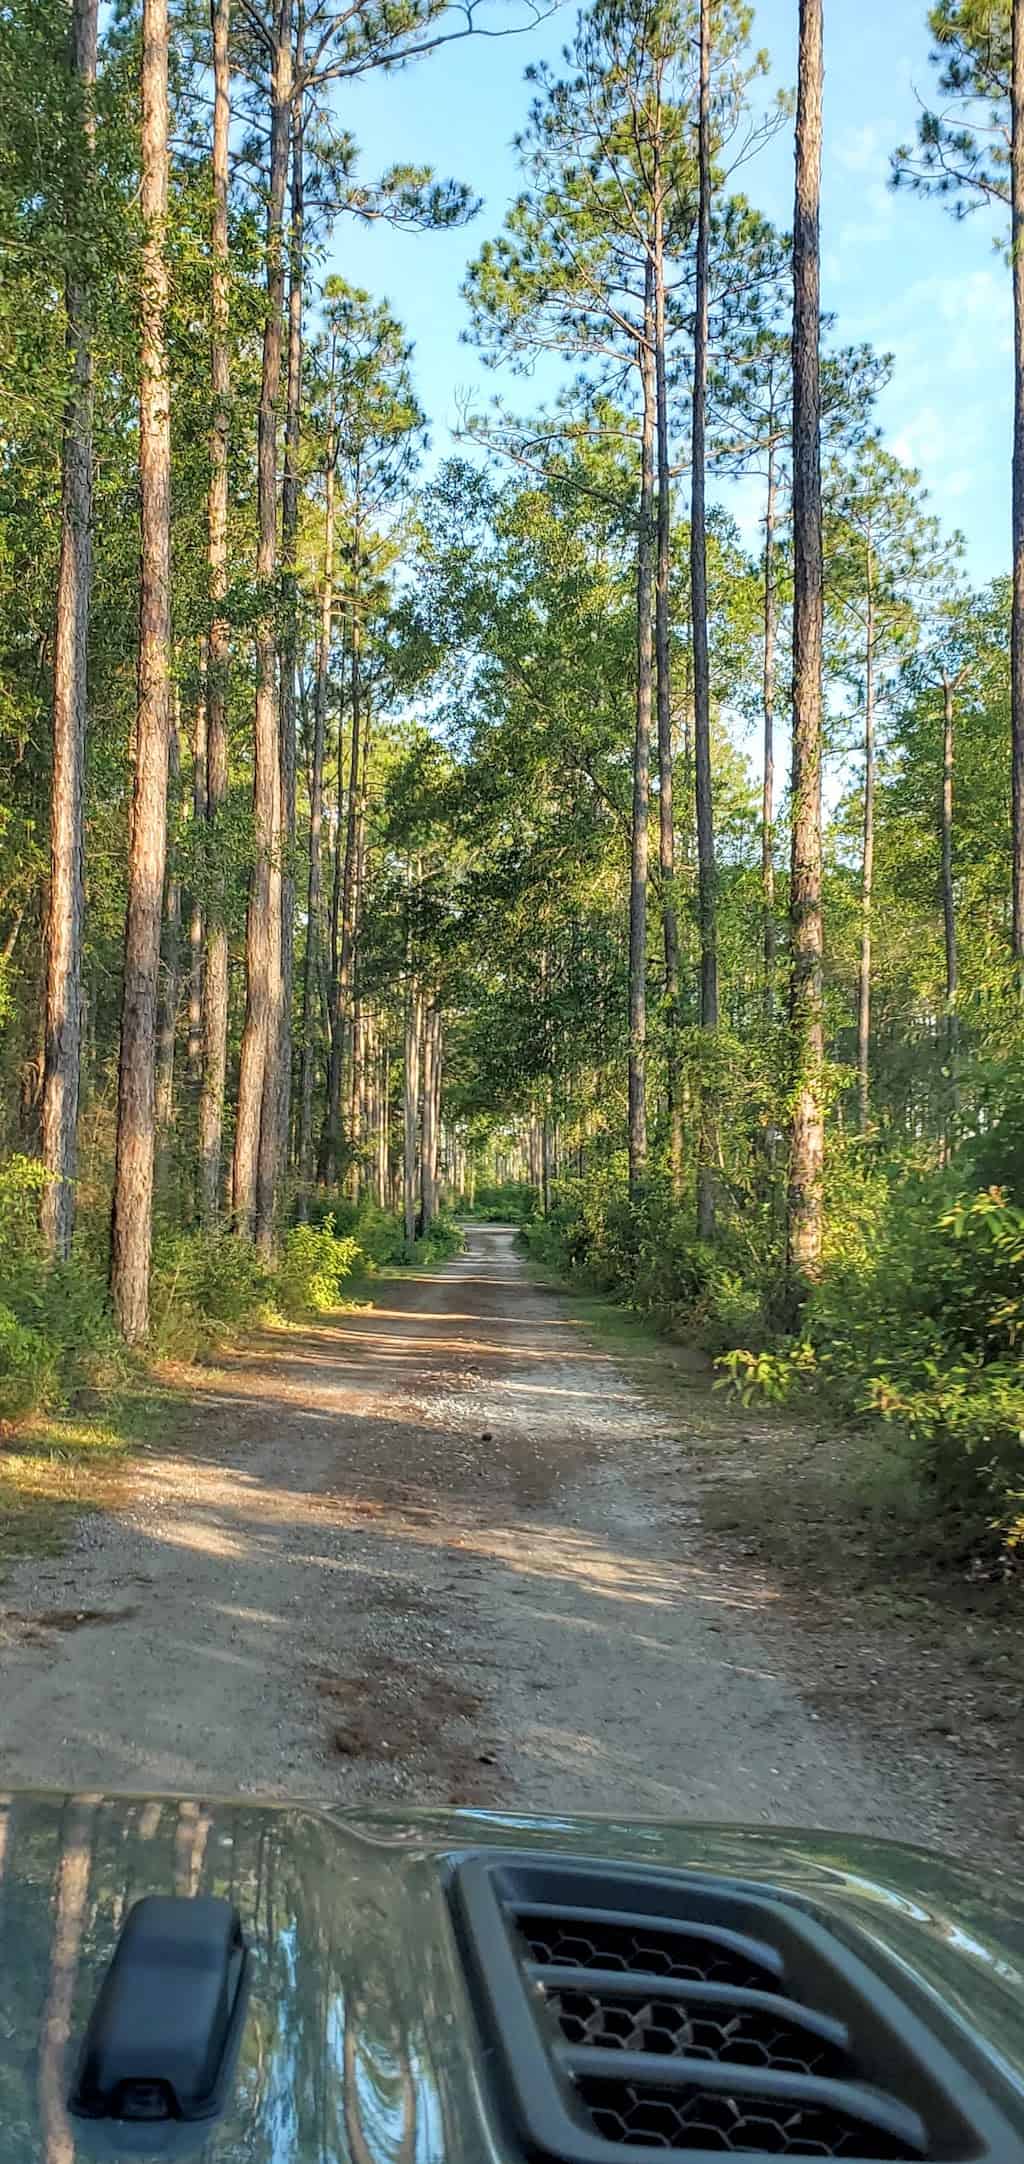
[1,1794,1023,2164]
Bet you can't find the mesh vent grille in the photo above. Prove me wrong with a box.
[449,1853,1019,2164]
[546,1990,848,2078]
[577,2077,916,2157]
[522,1915,780,1993]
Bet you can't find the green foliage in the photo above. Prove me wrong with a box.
[462,1180,538,1221]
[150,1232,274,1356]
[715,1343,815,1407]
[0,1305,56,1423]
[300,1194,464,1270]
[523,1170,774,1349]
[717,1152,1024,1545]
[0,1158,126,1414]
[274,1220,362,1315]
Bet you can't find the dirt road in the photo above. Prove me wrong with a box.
[0,1226,993,1847]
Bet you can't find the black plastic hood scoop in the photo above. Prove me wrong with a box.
[70,1896,250,2146]
[448,1854,1024,2162]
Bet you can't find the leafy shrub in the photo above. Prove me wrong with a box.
[463,1180,538,1222]
[0,1304,56,1422]
[150,1231,273,1354]
[274,1219,361,1314]
[299,1194,463,1269]
[718,1173,1024,1544]
[0,1156,126,1410]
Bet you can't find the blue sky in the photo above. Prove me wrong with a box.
[327,0,1013,587]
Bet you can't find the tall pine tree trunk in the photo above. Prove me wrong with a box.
[761,431,778,1017]
[692,0,718,1242]
[332,540,363,1169]
[420,999,437,1234]
[653,148,682,1200]
[110,0,171,1342]
[155,710,181,1135]
[786,0,826,1303]
[277,10,304,1187]
[941,668,959,1145]
[857,554,875,1135]
[298,410,335,1205]
[188,668,206,1090]
[1012,0,1024,968]
[41,0,99,1261]
[403,968,422,1245]
[199,0,231,1223]
[232,0,292,1244]
[319,668,346,1183]
[628,262,655,1197]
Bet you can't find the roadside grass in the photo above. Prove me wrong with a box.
[0,1221,464,1575]
[0,1385,181,1570]
[525,1248,1024,1822]
[523,1250,1020,1618]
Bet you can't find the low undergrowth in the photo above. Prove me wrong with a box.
[0,1156,462,1563]
[521,1087,1024,1567]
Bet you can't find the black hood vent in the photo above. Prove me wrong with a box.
[448,1855,1024,2163]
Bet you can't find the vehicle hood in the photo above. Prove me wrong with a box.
[1,1792,1022,2164]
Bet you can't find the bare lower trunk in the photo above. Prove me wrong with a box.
[786,0,825,1304]
[277,13,304,1188]
[420,1000,437,1233]
[403,974,422,1244]
[232,2,292,1246]
[319,676,347,1184]
[628,263,655,1198]
[155,712,181,1135]
[345,713,370,1198]
[941,670,959,1143]
[1013,0,1024,968]
[376,1028,389,1206]
[199,0,231,1223]
[692,0,718,1243]
[40,0,98,1262]
[653,155,682,1200]
[762,435,778,1017]
[188,669,206,1088]
[857,559,875,1135]
[110,0,171,1343]
[430,1011,442,1205]
[332,564,363,1168]
[298,426,335,1205]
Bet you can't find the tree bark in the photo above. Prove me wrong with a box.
[232,0,292,1248]
[155,711,181,1136]
[345,707,371,1197]
[331,543,364,1172]
[420,999,437,1233]
[761,430,778,1017]
[857,549,875,1135]
[692,0,718,1242]
[298,401,335,1207]
[376,1026,389,1207]
[653,140,682,1201]
[628,262,655,1198]
[940,669,959,1140]
[40,0,99,1262]
[199,0,231,1224]
[403,970,422,1245]
[786,0,826,1304]
[110,0,171,1343]
[319,664,347,1184]
[277,8,304,1189]
[1012,0,1024,967]
[188,668,206,1089]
